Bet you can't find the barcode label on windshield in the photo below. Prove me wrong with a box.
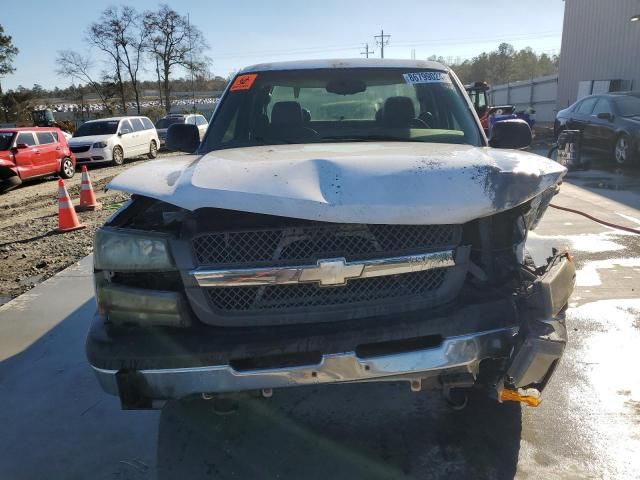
[403,72,451,84]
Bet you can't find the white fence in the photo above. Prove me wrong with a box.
[489,74,559,123]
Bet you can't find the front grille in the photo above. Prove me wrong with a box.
[70,145,90,153]
[192,224,459,266]
[190,222,465,323]
[206,269,447,312]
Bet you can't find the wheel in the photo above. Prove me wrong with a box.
[0,176,22,194]
[59,157,75,179]
[112,146,124,166]
[147,140,158,159]
[614,134,635,165]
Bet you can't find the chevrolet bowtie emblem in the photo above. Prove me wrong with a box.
[191,250,456,288]
[299,258,364,286]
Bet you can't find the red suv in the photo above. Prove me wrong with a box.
[0,127,76,193]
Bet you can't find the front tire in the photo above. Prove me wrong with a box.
[59,157,75,179]
[0,176,22,194]
[112,146,124,166]
[147,140,158,159]
[614,134,635,165]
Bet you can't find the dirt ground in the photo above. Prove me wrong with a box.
[0,153,179,305]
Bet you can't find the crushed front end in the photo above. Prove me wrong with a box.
[86,185,575,410]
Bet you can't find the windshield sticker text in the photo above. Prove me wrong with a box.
[403,72,451,85]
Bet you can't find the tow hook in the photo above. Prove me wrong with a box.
[499,387,541,407]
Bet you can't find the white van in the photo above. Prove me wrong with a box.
[68,116,160,166]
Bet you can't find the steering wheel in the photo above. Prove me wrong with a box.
[410,118,430,128]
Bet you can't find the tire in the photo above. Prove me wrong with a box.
[59,157,75,179]
[614,134,635,166]
[112,146,124,166]
[147,140,158,159]
[0,176,22,194]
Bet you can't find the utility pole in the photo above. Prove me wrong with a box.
[360,43,374,58]
[374,29,391,59]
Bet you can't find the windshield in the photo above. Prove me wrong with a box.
[0,132,15,151]
[466,89,487,109]
[202,68,482,152]
[613,95,640,117]
[156,117,185,129]
[73,120,119,137]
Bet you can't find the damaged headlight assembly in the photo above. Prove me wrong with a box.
[94,228,174,271]
[94,228,189,327]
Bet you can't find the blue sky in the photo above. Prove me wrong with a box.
[1,0,565,90]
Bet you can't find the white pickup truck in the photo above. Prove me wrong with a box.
[86,59,575,410]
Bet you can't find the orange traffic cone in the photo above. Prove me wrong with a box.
[75,166,102,212]
[56,179,86,233]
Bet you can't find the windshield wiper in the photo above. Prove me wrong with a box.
[253,136,300,145]
[320,134,418,142]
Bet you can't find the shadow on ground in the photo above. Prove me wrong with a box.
[157,384,522,480]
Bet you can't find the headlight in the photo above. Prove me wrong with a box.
[94,228,175,271]
[93,141,108,148]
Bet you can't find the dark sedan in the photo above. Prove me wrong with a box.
[555,92,640,165]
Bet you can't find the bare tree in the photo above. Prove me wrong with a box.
[55,50,112,112]
[88,7,128,112]
[95,6,147,114]
[144,4,209,112]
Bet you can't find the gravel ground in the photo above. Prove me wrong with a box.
[0,153,177,305]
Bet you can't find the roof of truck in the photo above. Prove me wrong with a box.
[239,58,449,74]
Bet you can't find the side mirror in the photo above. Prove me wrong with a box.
[119,128,131,136]
[15,143,29,149]
[489,119,532,149]
[166,123,200,153]
[597,112,613,121]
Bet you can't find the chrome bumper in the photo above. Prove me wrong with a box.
[92,327,518,400]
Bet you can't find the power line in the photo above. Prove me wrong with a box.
[374,29,391,58]
[206,30,561,61]
[360,43,374,58]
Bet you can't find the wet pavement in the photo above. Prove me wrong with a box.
[0,154,639,479]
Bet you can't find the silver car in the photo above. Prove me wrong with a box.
[155,113,208,146]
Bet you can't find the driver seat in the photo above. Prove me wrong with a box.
[381,96,416,128]
[268,101,317,140]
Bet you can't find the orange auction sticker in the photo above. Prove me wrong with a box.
[230,74,258,91]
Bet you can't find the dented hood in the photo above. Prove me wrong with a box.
[107,143,566,225]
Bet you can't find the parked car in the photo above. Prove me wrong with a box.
[87,59,575,410]
[155,113,208,147]
[0,127,75,193]
[554,92,640,165]
[68,116,159,166]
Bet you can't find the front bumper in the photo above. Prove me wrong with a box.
[73,146,111,163]
[88,253,575,409]
[94,327,517,404]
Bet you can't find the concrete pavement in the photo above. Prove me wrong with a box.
[1,166,639,479]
